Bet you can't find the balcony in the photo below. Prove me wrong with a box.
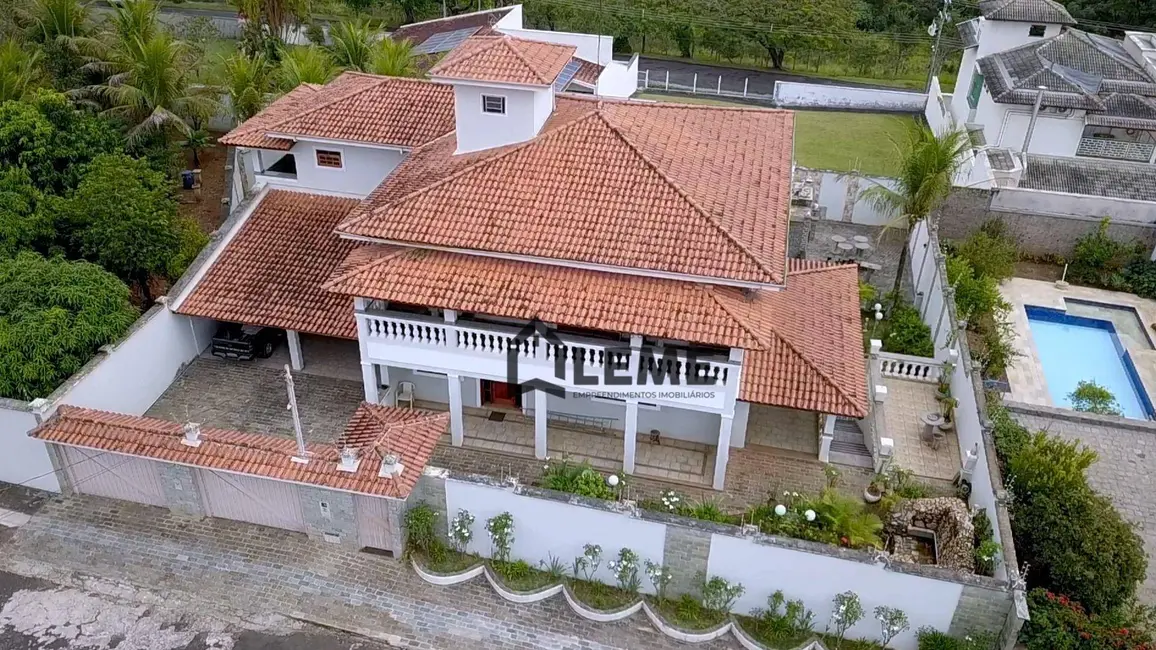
[1076,137,1156,163]
[356,310,740,413]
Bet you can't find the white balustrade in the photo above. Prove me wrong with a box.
[877,352,943,383]
[358,311,735,390]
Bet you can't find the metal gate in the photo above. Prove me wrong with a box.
[62,446,167,507]
[354,494,395,552]
[196,469,306,532]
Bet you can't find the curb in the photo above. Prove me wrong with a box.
[410,557,484,586]
[561,583,643,622]
[641,600,734,643]
[483,566,565,604]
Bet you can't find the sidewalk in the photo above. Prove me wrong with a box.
[0,495,737,650]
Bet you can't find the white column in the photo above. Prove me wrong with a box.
[819,414,836,463]
[712,415,734,490]
[533,389,548,459]
[360,362,379,403]
[286,330,304,371]
[380,365,393,406]
[448,373,464,446]
[623,402,639,474]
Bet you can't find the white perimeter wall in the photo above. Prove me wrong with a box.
[0,306,214,492]
[991,186,1156,224]
[709,535,962,650]
[808,169,899,226]
[444,478,668,592]
[596,55,639,99]
[774,82,926,113]
[288,141,406,196]
[497,27,614,65]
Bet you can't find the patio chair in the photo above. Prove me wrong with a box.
[396,381,416,409]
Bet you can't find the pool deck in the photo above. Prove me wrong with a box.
[1000,277,1156,410]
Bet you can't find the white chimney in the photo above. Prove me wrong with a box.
[181,422,202,448]
[337,447,361,473]
[378,452,405,479]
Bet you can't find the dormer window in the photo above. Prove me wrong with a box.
[482,95,506,115]
[1028,24,1046,37]
[316,149,343,168]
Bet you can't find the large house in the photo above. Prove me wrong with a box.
[166,31,869,493]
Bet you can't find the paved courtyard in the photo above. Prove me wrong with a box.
[1,496,737,650]
[1008,402,1156,603]
[880,377,961,481]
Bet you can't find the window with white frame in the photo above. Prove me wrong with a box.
[482,94,506,115]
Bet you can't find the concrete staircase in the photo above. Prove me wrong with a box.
[829,418,873,469]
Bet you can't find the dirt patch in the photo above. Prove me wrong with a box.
[1014,260,1064,282]
[177,135,229,235]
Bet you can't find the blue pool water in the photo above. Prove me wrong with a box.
[1026,306,1155,419]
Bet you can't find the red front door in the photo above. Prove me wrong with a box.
[482,380,521,408]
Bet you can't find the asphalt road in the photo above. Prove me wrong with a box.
[0,568,392,650]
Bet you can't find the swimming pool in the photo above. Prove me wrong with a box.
[1026,305,1155,419]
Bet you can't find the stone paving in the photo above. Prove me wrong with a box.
[1,496,737,650]
[1008,402,1156,603]
[798,220,910,298]
[881,377,961,481]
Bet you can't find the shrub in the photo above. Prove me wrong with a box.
[699,574,744,613]
[1123,258,1156,300]
[1069,380,1123,416]
[1021,589,1156,650]
[916,627,997,649]
[745,590,815,646]
[972,510,998,577]
[947,255,1009,323]
[1068,218,1143,289]
[485,512,514,562]
[607,548,641,593]
[540,458,616,500]
[402,502,442,559]
[448,509,474,553]
[883,300,934,357]
[959,222,1018,281]
[826,591,864,647]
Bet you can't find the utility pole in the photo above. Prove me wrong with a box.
[924,0,953,93]
[285,365,310,464]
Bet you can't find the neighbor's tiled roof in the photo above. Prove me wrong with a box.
[571,59,602,86]
[220,73,456,150]
[338,95,794,285]
[32,405,448,499]
[323,246,763,348]
[978,0,1075,25]
[176,190,361,339]
[391,8,513,46]
[324,250,868,417]
[429,34,576,85]
[956,18,982,49]
[977,30,1156,116]
[1019,153,1156,202]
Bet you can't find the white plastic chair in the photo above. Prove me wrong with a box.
[396,381,416,408]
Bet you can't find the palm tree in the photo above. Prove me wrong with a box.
[0,40,44,102]
[80,31,219,144]
[180,127,214,168]
[861,124,969,305]
[233,0,311,43]
[276,45,337,91]
[371,37,418,78]
[106,0,158,44]
[327,19,377,72]
[22,0,88,44]
[222,52,273,121]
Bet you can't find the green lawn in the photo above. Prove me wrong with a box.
[793,111,913,177]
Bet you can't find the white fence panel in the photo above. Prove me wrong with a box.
[990,187,1156,224]
[708,534,961,650]
[773,81,926,112]
[444,479,667,592]
[0,403,58,491]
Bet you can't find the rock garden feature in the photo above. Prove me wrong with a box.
[885,497,975,572]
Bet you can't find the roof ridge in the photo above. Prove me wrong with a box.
[590,110,783,284]
[764,323,863,416]
[321,246,410,291]
[699,287,769,351]
[501,36,556,85]
[787,261,859,277]
[342,110,604,232]
[259,74,394,135]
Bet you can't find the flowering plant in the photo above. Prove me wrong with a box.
[874,605,909,648]
[826,591,863,648]
[606,547,641,593]
[644,560,672,600]
[659,489,684,513]
[572,543,602,582]
[448,509,474,553]
[484,512,514,562]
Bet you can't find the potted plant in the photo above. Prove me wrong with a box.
[936,376,951,400]
[864,473,886,503]
[939,397,958,431]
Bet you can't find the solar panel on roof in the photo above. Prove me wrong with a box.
[413,27,481,55]
[553,59,582,91]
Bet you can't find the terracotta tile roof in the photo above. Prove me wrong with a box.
[220,73,456,150]
[176,190,361,339]
[338,96,794,285]
[32,405,448,499]
[429,34,576,85]
[571,59,602,86]
[323,246,762,348]
[720,260,869,417]
[325,250,867,416]
[391,8,513,46]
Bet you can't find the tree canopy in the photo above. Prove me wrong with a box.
[0,251,138,400]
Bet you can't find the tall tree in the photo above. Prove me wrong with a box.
[861,123,969,304]
[370,37,418,77]
[222,52,273,121]
[0,41,44,102]
[0,167,54,257]
[58,153,186,304]
[735,0,858,69]
[276,45,337,91]
[0,251,138,400]
[19,0,90,87]
[327,19,378,72]
[233,0,311,43]
[393,0,433,25]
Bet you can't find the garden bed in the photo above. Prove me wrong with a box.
[415,549,481,575]
[733,615,813,649]
[487,560,562,594]
[567,578,640,612]
[647,595,731,632]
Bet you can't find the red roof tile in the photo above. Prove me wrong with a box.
[32,405,449,498]
[175,190,361,339]
[571,58,601,86]
[220,73,456,150]
[429,34,576,85]
[338,96,794,285]
[391,8,512,46]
